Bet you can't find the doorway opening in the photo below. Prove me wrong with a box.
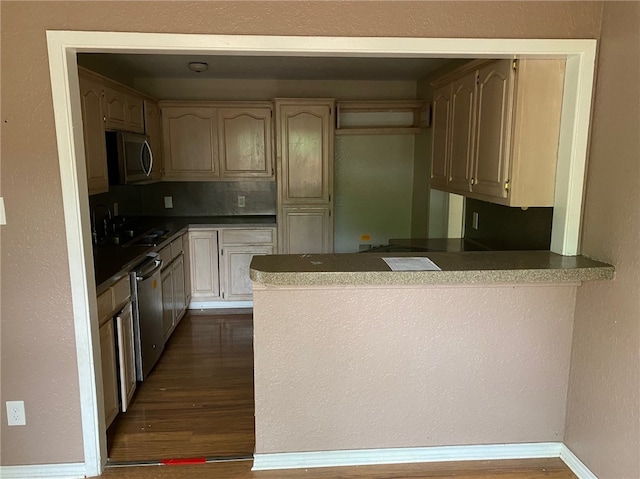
[46,32,596,477]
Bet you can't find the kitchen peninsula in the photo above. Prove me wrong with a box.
[249,251,613,467]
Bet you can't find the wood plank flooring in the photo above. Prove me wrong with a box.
[102,309,576,479]
[99,457,576,478]
[106,311,255,462]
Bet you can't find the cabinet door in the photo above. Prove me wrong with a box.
[188,230,220,300]
[277,102,333,204]
[79,74,108,195]
[218,107,273,178]
[430,84,450,190]
[116,303,136,412]
[104,85,126,130]
[473,60,514,199]
[162,107,218,180]
[448,74,476,193]
[161,267,175,341]
[144,100,163,181]
[125,93,145,134]
[220,245,273,301]
[99,319,119,428]
[280,207,333,254]
[182,234,192,305]
[172,255,187,321]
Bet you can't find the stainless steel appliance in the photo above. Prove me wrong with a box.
[130,253,164,381]
[106,131,154,185]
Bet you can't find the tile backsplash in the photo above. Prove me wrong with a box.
[90,181,277,218]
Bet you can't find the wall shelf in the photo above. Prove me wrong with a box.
[335,100,430,135]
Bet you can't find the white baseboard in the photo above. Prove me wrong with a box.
[0,462,86,478]
[188,300,253,309]
[560,444,598,479]
[252,442,563,470]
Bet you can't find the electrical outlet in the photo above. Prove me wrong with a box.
[6,401,26,426]
[164,196,173,209]
[472,212,479,230]
[113,202,119,217]
[238,195,246,208]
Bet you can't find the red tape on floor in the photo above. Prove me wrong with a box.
[161,457,207,465]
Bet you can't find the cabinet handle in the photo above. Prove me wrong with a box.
[471,178,476,186]
[504,180,510,191]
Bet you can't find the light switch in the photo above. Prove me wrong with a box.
[164,196,173,209]
[472,212,479,230]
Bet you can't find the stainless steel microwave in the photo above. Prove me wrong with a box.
[106,131,155,185]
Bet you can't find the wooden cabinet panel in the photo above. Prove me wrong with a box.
[172,255,187,322]
[125,93,145,134]
[144,100,163,181]
[115,303,136,412]
[99,319,119,429]
[79,74,108,195]
[277,102,332,204]
[448,74,476,193]
[281,207,332,254]
[104,85,126,130]
[218,107,273,178]
[221,228,274,245]
[430,85,450,190]
[161,267,174,341]
[472,60,514,199]
[183,234,192,305]
[162,107,218,180]
[188,230,220,300]
[220,245,273,301]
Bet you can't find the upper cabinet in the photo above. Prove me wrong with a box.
[104,84,145,134]
[160,102,274,181]
[430,59,566,208]
[144,100,163,182]
[217,106,273,178]
[78,71,109,195]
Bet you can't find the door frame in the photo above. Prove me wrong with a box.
[46,31,596,476]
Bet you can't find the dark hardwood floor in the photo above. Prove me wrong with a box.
[103,309,576,478]
[107,310,255,462]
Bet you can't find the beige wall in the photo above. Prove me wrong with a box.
[564,2,640,478]
[253,283,577,453]
[0,0,605,468]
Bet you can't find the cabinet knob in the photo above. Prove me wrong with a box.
[471,178,476,185]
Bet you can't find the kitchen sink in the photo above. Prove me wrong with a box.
[101,229,170,248]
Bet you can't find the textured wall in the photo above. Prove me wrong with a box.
[253,284,576,453]
[564,3,640,478]
[0,0,604,468]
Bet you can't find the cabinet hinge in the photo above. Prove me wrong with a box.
[222,292,224,299]
[512,60,518,71]
[476,74,480,85]
[504,179,511,191]
[221,248,224,255]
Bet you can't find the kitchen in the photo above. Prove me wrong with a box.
[79,52,469,465]
[76,48,604,469]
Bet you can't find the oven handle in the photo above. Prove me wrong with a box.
[136,259,163,281]
[142,140,153,177]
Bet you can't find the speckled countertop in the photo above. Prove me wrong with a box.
[95,215,276,293]
[250,251,614,286]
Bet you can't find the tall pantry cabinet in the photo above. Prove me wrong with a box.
[274,99,335,254]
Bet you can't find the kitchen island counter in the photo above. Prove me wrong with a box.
[250,250,614,286]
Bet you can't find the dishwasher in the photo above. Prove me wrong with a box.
[130,253,164,381]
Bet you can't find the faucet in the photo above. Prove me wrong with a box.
[91,204,112,244]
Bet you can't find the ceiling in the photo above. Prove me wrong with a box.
[77,53,453,82]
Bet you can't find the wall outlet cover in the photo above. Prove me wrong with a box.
[6,400,26,426]
[164,196,173,209]
[238,195,246,208]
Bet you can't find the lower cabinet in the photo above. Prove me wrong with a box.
[188,227,276,306]
[99,319,119,428]
[115,302,136,413]
[160,235,188,341]
[280,207,332,254]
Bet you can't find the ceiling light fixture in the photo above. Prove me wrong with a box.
[188,62,208,73]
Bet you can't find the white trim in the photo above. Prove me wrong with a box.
[560,444,599,479]
[189,300,253,309]
[252,442,563,470]
[0,462,86,479]
[45,31,597,476]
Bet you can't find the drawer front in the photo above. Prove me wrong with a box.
[170,237,184,260]
[221,228,274,245]
[97,289,114,326]
[112,276,131,309]
[158,245,172,267]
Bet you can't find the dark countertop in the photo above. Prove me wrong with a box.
[250,251,614,286]
[94,215,276,293]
